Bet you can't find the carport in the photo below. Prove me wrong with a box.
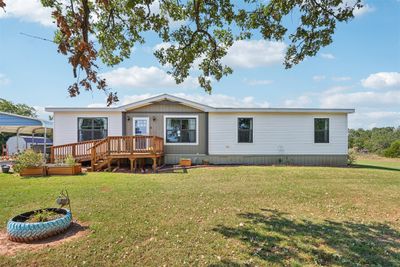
[0,111,53,159]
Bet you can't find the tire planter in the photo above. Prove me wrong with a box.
[7,208,72,242]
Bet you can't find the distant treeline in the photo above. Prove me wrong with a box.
[349,127,400,157]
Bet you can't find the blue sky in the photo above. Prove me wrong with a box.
[0,0,399,128]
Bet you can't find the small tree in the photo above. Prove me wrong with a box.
[384,140,400,158]
[347,148,357,165]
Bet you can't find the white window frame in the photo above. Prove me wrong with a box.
[236,116,254,144]
[132,117,150,136]
[313,117,330,144]
[164,115,199,145]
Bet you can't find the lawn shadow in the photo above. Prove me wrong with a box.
[212,209,400,266]
[352,164,400,172]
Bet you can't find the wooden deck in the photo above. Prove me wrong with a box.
[50,136,164,172]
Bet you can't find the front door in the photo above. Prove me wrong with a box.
[133,117,149,150]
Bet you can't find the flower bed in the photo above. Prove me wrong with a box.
[7,208,72,242]
[47,164,82,176]
[19,166,47,177]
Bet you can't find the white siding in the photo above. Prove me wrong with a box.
[208,113,348,155]
[53,111,122,145]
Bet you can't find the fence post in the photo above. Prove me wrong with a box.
[72,145,76,158]
[50,146,54,163]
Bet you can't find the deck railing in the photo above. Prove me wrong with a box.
[50,136,164,163]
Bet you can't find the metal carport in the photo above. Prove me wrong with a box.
[0,111,53,160]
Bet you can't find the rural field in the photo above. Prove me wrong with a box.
[0,158,399,266]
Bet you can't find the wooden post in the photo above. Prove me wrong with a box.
[130,158,136,172]
[91,145,96,170]
[152,157,157,173]
[50,146,54,163]
[134,158,137,172]
[72,145,76,158]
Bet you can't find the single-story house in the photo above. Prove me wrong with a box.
[45,94,354,168]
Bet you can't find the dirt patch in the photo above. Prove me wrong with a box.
[0,221,89,256]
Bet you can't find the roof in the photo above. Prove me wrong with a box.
[45,93,355,114]
[0,111,53,135]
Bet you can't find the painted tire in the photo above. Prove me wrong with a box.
[7,208,72,242]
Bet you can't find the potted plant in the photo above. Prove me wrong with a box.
[47,154,82,175]
[1,164,10,173]
[14,149,46,177]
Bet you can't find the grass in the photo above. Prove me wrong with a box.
[1,159,399,266]
[355,154,400,171]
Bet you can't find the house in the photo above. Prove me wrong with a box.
[45,94,354,169]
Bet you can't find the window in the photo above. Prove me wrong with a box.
[166,117,197,144]
[314,118,329,143]
[78,118,108,142]
[238,118,253,143]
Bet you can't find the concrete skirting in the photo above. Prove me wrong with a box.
[164,154,348,167]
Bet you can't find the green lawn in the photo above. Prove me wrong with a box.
[1,162,400,266]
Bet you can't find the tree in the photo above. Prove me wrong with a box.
[348,127,400,156]
[2,0,361,105]
[384,140,400,158]
[0,98,37,118]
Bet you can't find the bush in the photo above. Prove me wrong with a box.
[13,149,43,173]
[64,154,76,166]
[384,140,400,158]
[347,148,357,165]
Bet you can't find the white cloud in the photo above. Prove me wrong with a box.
[349,112,400,129]
[284,96,312,108]
[222,40,286,68]
[0,0,53,26]
[323,86,353,95]
[313,75,326,81]
[320,53,335,60]
[332,76,351,82]
[153,42,172,51]
[320,90,400,108]
[353,3,375,17]
[244,79,273,86]
[101,66,198,89]
[0,73,10,86]
[121,93,270,108]
[340,1,375,17]
[361,72,400,89]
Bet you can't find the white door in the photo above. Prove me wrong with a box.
[133,117,149,150]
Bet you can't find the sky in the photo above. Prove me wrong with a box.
[0,0,399,129]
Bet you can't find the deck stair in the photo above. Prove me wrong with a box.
[51,136,164,172]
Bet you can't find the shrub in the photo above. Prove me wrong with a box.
[384,140,400,158]
[13,149,43,173]
[347,148,357,165]
[64,154,76,166]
